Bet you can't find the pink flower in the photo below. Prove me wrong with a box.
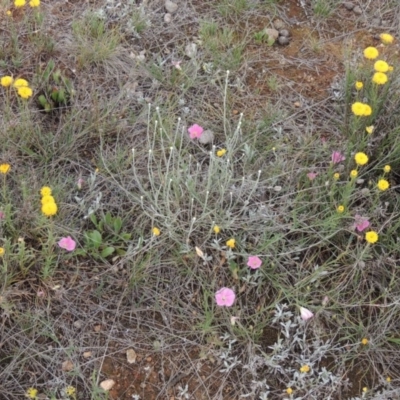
[0,211,4,219]
[331,151,345,164]
[188,124,204,139]
[58,236,76,251]
[353,214,370,232]
[300,306,314,321]
[247,256,262,270]
[215,287,236,307]
[307,172,318,180]
[172,60,182,70]
[77,178,84,190]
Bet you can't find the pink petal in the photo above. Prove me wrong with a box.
[247,256,262,270]
[307,172,318,180]
[215,287,236,307]
[353,214,370,232]
[58,236,76,251]
[331,151,345,164]
[300,306,314,321]
[188,124,204,139]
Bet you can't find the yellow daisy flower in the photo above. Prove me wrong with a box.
[40,186,52,196]
[363,46,379,59]
[355,81,363,90]
[300,365,310,373]
[152,227,160,236]
[14,0,26,7]
[1,76,14,87]
[380,33,394,44]
[377,179,389,191]
[354,152,368,166]
[213,225,221,234]
[365,231,378,244]
[17,86,33,99]
[226,238,235,249]
[216,149,227,157]
[372,72,388,85]
[13,78,29,88]
[42,202,58,216]
[0,163,11,174]
[374,60,389,73]
[383,165,391,173]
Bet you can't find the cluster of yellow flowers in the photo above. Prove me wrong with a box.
[351,102,372,117]
[14,0,40,8]
[40,186,58,217]
[0,76,33,99]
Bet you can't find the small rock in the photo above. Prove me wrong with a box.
[353,5,362,15]
[165,0,178,13]
[198,129,214,144]
[273,19,285,30]
[264,28,279,40]
[278,36,290,45]
[164,13,172,23]
[279,29,290,37]
[83,351,92,358]
[343,2,354,10]
[371,17,381,26]
[126,349,137,364]
[61,360,74,372]
[100,379,115,391]
[185,42,197,59]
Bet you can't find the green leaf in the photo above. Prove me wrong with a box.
[121,233,132,240]
[101,246,115,258]
[89,213,98,227]
[113,217,122,234]
[105,211,112,226]
[88,230,102,248]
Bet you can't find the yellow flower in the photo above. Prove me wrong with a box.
[363,46,379,60]
[40,186,52,196]
[226,238,235,249]
[333,173,340,180]
[386,376,391,383]
[361,338,369,345]
[17,86,33,99]
[362,387,368,393]
[350,169,358,178]
[355,81,363,90]
[365,231,378,244]
[152,227,160,236]
[365,125,374,134]
[354,152,368,166]
[384,165,391,173]
[213,225,221,234]
[377,179,389,191]
[380,33,394,44]
[351,102,366,116]
[29,0,40,6]
[65,386,76,396]
[374,60,389,73]
[372,72,388,85]
[364,104,372,116]
[42,201,58,216]
[300,365,310,373]
[216,149,227,157]
[337,205,345,213]
[1,76,14,87]
[0,163,11,174]
[41,195,56,205]
[6,10,12,15]
[26,388,38,399]
[14,0,26,7]
[0,247,4,256]
[13,78,29,88]
[286,388,293,395]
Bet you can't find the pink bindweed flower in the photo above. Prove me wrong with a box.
[353,214,370,232]
[215,287,236,307]
[307,172,318,180]
[171,60,182,70]
[58,236,76,251]
[331,151,345,164]
[188,124,204,139]
[300,306,314,321]
[247,256,262,270]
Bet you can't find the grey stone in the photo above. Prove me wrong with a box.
[279,29,290,37]
[165,0,178,14]
[343,2,354,10]
[278,36,290,45]
[198,130,214,144]
[353,6,362,15]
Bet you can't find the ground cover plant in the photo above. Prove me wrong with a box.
[1,0,400,399]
